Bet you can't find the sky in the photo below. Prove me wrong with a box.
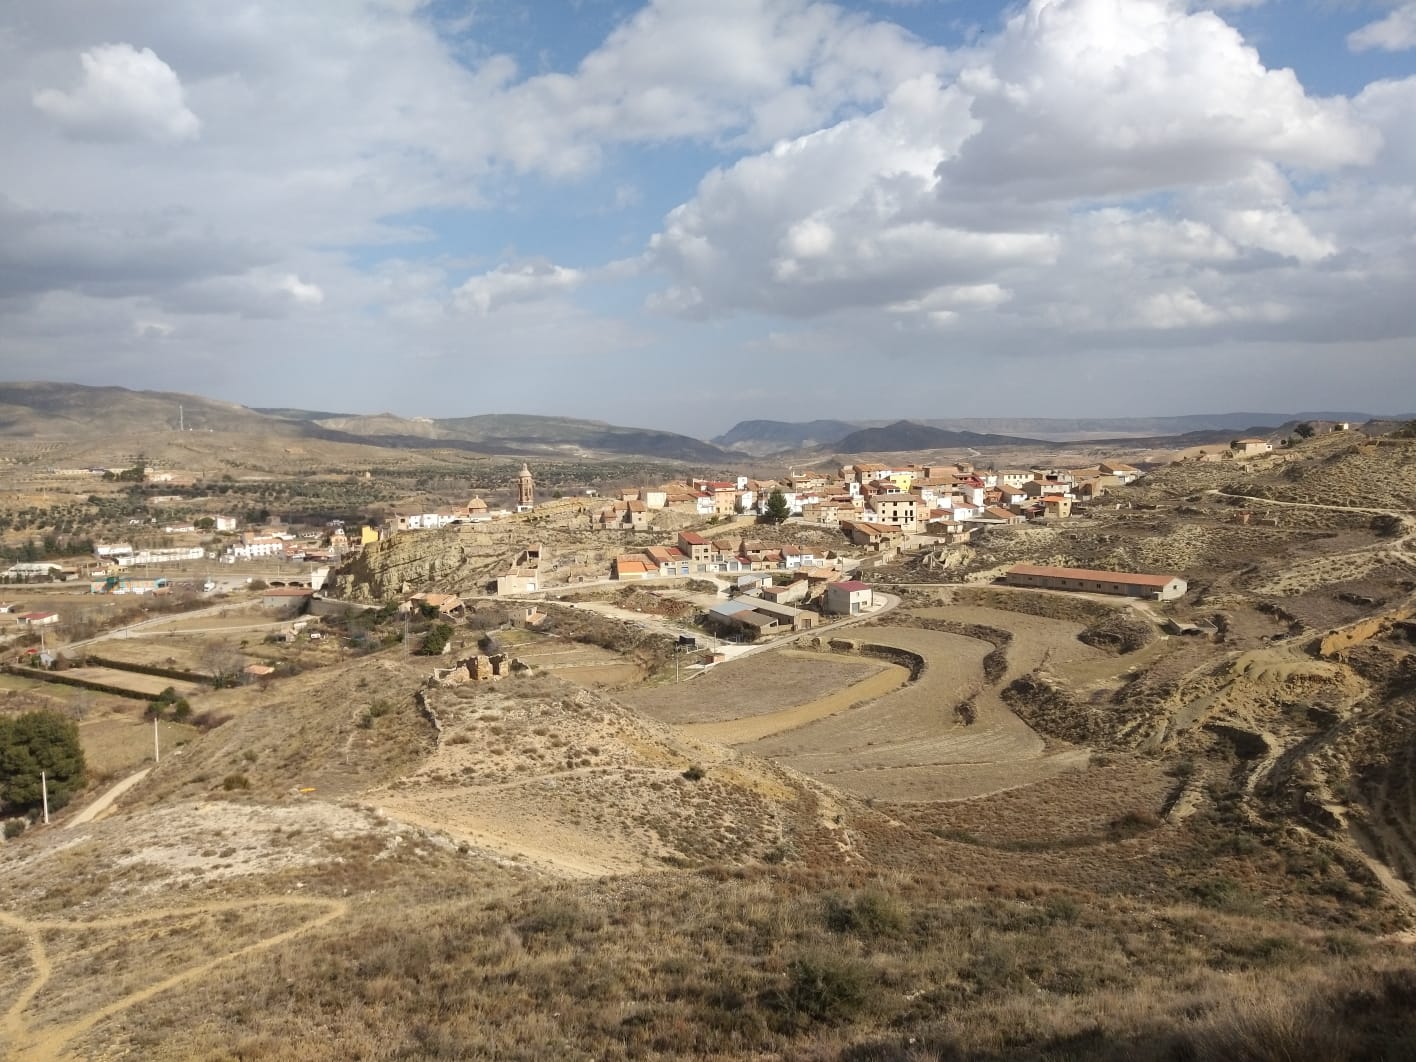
[2,0,1415,437]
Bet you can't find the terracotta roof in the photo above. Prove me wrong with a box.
[1007,564,1179,588]
[678,531,708,545]
[830,580,870,592]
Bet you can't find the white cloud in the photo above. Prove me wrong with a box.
[33,43,200,142]
[645,0,1386,343]
[455,261,586,315]
[1349,3,1416,52]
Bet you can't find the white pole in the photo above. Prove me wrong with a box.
[153,716,160,763]
[41,771,49,825]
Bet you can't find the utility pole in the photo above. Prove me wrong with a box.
[41,771,49,824]
[153,716,160,763]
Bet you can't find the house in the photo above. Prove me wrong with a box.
[840,521,904,550]
[871,493,920,533]
[599,500,651,531]
[760,579,808,605]
[4,562,65,580]
[1003,564,1187,601]
[213,514,238,532]
[781,545,817,569]
[735,572,773,593]
[613,555,656,580]
[976,506,1026,526]
[748,598,816,632]
[402,593,466,617]
[16,611,60,626]
[824,580,873,615]
[801,502,842,525]
[1042,496,1073,519]
[677,531,713,563]
[495,572,539,594]
[1098,462,1142,484]
[1232,438,1273,456]
[261,587,315,610]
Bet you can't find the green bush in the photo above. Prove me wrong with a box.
[681,764,706,782]
[221,773,251,791]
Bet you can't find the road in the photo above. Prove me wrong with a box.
[67,768,152,828]
[554,591,901,664]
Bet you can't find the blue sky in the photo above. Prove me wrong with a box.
[2,0,1415,436]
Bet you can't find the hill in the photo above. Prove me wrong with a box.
[0,383,733,465]
[0,382,285,438]
[712,418,862,455]
[830,419,1045,454]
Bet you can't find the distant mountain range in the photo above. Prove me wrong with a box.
[0,382,732,463]
[0,382,1400,466]
[712,412,1380,455]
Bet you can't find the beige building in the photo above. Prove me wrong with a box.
[871,493,920,533]
[1004,564,1187,601]
[517,464,535,509]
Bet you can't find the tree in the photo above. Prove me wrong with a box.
[0,711,86,814]
[1294,422,1316,439]
[194,517,215,531]
[420,622,454,656]
[764,489,791,523]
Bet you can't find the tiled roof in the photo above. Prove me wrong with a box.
[1007,564,1178,588]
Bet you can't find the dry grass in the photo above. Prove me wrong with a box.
[16,854,1409,1062]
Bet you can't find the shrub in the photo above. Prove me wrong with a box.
[4,818,27,839]
[221,773,251,791]
[682,764,706,781]
[771,954,872,1028]
[420,623,454,656]
[823,889,908,938]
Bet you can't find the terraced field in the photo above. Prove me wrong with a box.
[744,626,1089,802]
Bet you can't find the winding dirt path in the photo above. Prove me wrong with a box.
[0,896,347,1060]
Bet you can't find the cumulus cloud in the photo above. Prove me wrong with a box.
[33,43,201,142]
[455,261,586,315]
[646,0,1385,341]
[1349,3,1416,52]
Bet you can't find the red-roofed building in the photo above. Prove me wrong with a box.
[825,580,874,615]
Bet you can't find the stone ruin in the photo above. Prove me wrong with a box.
[429,652,524,686]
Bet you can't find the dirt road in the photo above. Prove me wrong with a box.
[0,896,347,1060]
[66,768,151,828]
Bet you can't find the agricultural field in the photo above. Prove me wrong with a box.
[509,632,646,688]
[78,714,201,778]
[619,649,885,724]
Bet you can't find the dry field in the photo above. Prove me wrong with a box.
[619,649,885,724]
[78,714,201,778]
[744,627,1086,802]
[510,634,646,688]
[57,667,204,699]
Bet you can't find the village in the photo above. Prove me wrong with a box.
[0,444,1208,667]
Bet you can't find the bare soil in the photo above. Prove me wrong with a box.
[619,650,883,724]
